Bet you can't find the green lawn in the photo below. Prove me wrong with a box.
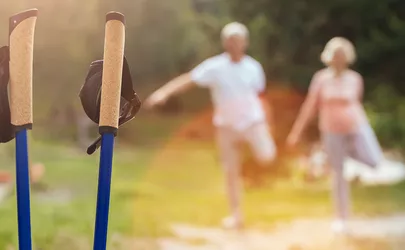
[0,139,405,249]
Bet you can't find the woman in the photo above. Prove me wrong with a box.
[287,37,383,234]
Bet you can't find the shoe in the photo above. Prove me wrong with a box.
[331,220,349,235]
[222,216,244,230]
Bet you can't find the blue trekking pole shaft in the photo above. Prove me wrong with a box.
[9,9,38,250]
[15,130,32,250]
[93,133,115,250]
[93,12,126,250]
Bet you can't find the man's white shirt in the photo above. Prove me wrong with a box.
[191,53,266,131]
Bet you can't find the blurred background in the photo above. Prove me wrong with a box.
[1,0,405,249]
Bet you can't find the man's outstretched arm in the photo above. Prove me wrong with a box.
[144,72,196,108]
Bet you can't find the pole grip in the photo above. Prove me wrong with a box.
[99,12,125,133]
[9,9,38,131]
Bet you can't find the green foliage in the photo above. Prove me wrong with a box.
[128,0,226,83]
[1,0,405,150]
[228,0,405,92]
[366,84,405,152]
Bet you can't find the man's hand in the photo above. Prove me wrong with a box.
[260,96,273,125]
[144,90,169,110]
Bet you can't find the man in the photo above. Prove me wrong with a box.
[145,22,276,229]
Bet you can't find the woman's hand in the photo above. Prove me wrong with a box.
[286,132,300,148]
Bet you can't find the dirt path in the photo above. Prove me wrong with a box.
[127,215,405,250]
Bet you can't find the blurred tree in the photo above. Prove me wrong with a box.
[1,0,405,148]
[128,0,223,84]
[228,0,405,94]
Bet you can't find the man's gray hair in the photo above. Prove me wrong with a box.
[221,22,249,41]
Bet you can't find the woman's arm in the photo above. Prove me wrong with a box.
[287,73,322,145]
[356,73,364,101]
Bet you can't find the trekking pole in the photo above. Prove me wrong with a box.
[93,12,125,250]
[9,8,38,250]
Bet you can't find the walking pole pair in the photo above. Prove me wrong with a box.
[0,9,38,250]
[0,9,139,250]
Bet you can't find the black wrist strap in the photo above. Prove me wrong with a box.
[0,46,15,143]
[79,56,141,155]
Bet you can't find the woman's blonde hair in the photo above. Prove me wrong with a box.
[320,37,356,65]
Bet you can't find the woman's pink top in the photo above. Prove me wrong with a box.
[298,68,369,134]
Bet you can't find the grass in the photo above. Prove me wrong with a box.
[0,138,405,249]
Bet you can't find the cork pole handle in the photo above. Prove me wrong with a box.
[9,9,38,130]
[99,12,125,132]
